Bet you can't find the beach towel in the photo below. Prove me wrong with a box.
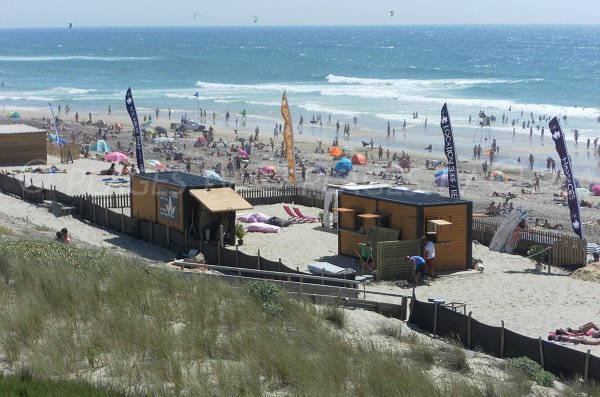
[246,222,280,233]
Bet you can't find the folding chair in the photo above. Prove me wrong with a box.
[283,204,302,222]
[293,207,318,223]
[355,242,375,275]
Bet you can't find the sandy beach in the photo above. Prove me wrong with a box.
[1,111,600,357]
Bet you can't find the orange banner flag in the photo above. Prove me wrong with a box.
[281,91,297,183]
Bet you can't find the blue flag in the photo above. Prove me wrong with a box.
[549,117,583,239]
[125,87,145,174]
[194,91,199,97]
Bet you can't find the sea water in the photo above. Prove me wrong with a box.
[1,25,600,176]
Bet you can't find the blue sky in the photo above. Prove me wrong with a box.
[1,0,599,28]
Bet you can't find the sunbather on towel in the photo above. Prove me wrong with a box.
[548,334,600,345]
[555,322,600,338]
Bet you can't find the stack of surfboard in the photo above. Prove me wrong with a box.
[488,209,528,254]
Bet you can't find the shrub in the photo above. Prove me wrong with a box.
[320,304,347,328]
[527,244,547,265]
[506,356,555,387]
[437,337,469,372]
[246,281,285,318]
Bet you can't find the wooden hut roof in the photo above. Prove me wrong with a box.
[343,187,470,206]
[133,171,233,189]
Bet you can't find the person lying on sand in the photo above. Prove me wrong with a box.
[542,219,563,230]
[555,322,600,338]
[548,334,600,345]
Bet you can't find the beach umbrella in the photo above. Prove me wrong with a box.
[329,146,342,157]
[334,157,352,172]
[238,148,249,158]
[155,126,167,135]
[259,165,277,175]
[89,139,112,153]
[94,119,107,128]
[154,137,173,144]
[491,170,506,182]
[434,174,449,187]
[147,159,165,169]
[104,152,129,163]
[203,170,222,180]
[351,153,367,165]
[390,164,403,173]
[434,169,448,177]
[7,111,21,119]
[115,122,123,129]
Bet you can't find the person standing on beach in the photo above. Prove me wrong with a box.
[528,154,534,170]
[168,108,172,120]
[533,172,540,192]
[335,121,340,135]
[108,105,111,116]
[378,145,383,161]
[89,112,92,123]
[421,236,436,277]
[75,112,79,123]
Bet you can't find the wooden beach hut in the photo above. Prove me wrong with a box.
[130,171,252,245]
[0,124,47,166]
[336,187,472,275]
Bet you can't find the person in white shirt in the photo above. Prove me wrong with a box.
[421,235,437,277]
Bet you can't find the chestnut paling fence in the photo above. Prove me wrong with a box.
[0,173,597,383]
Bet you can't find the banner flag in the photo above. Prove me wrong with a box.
[549,117,583,239]
[194,91,199,97]
[281,91,296,183]
[125,87,146,174]
[47,102,61,141]
[440,103,460,198]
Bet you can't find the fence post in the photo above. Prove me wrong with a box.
[166,224,170,249]
[235,246,240,267]
[467,311,472,349]
[112,192,117,208]
[121,207,125,233]
[433,302,438,336]
[257,249,261,270]
[500,320,505,358]
[93,204,97,224]
[105,207,109,226]
[400,296,408,321]
[217,241,221,266]
[80,196,83,216]
[585,349,590,383]
[538,337,545,369]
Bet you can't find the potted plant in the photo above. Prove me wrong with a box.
[235,223,246,246]
[527,244,546,272]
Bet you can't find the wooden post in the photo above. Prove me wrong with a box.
[105,207,109,226]
[467,311,472,349]
[121,207,125,233]
[219,224,224,247]
[166,224,170,249]
[278,258,282,273]
[500,320,505,358]
[112,192,116,208]
[538,337,545,369]
[235,246,240,267]
[257,249,261,270]
[400,296,408,321]
[93,204,97,224]
[217,241,221,266]
[585,349,590,383]
[80,196,83,216]
[433,302,438,336]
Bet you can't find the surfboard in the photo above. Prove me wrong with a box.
[488,209,528,253]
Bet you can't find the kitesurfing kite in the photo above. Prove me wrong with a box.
[252,16,258,24]
[389,11,394,17]
[68,22,73,29]
[193,12,199,20]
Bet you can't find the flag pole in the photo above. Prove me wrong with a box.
[1,82,4,114]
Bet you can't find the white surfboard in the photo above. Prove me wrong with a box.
[489,209,528,253]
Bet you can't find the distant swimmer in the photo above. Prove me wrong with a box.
[68,23,72,29]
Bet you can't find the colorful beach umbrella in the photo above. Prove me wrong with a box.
[7,111,21,119]
[259,165,277,175]
[202,170,222,180]
[104,152,129,163]
[147,159,165,169]
[329,146,342,157]
[238,148,249,158]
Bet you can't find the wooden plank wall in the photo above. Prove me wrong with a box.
[377,201,417,239]
[130,177,156,222]
[0,133,47,166]
[339,230,366,257]
[154,182,185,232]
[423,205,469,271]
[377,240,421,281]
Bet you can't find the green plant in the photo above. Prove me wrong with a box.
[35,224,53,232]
[437,336,469,372]
[527,244,547,265]
[506,356,555,387]
[0,226,14,236]
[318,211,323,222]
[246,281,285,318]
[320,304,347,328]
[234,223,246,240]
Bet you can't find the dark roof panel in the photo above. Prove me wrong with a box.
[133,171,233,189]
[343,187,470,206]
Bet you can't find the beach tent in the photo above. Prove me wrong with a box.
[390,164,403,173]
[491,170,506,182]
[202,170,222,180]
[89,139,112,153]
[7,111,21,119]
[154,137,174,144]
[313,162,328,173]
[592,185,600,196]
[94,120,108,128]
[434,173,449,187]
[329,146,342,157]
[147,159,165,169]
[238,148,249,159]
[259,165,277,176]
[155,126,167,135]
[351,153,367,165]
[434,169,448,177]
[334,157,352,173]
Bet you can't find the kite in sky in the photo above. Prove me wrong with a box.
[252,16,258,23]
[389,11,394,17]
[193,12,199,20]
[68,22,73,29]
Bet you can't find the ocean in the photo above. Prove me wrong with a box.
[2,25,600,176]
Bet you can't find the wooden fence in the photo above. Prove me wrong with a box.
[46,142,80,163]
[72,192,130,209]
[473,218,586,267]
[237,185,325,208]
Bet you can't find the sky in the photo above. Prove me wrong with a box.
[1,0,600,28]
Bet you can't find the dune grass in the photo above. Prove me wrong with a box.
[0,239,596,396]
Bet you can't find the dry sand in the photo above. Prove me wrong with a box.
[2,112,600,357]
